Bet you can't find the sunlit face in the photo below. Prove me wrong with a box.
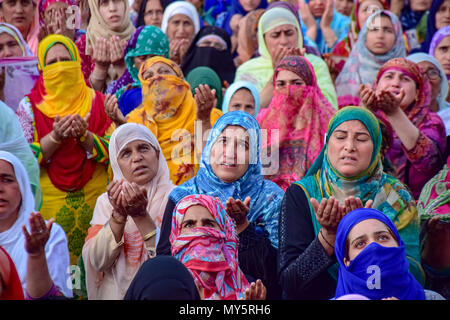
[335,0,354,17]
[327,120,374,178]
[435,0,450,30]
[227,88,255,115]
[166,14,195,42]
[357,0,383,30]
[98,0,126,32]
[365,15,396,55]
[264,24,299,59]
[142,61,178,80]
[344,219,398,265]
[0,160,21,226]
[275,69,306,90]
[44,43,73,66]
[210,125,250,184]
[143,0,163,28]
[376,69,419,108]
[239,0,262,12]
[0,32,23,58]
[308,0,325,18]
[0,0,35,36]
[180,205,220,234]
[417,61,442,110]
[409,0,432,11]
[116,140,159,185]
[433,36,450,76]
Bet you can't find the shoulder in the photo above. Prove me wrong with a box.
[425,289,446,300]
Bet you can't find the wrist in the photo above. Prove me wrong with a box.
[78,130,89,143]
[236,219,250,234]
[111,210,127,225]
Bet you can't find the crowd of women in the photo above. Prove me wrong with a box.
[0,0,449,301]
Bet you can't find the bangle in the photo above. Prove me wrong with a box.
[48,133,61,145]
[79,130,88,143]
[111,211,126,225]
[144,245,156,258]
[320,229,334,249]
[143,229,156,241]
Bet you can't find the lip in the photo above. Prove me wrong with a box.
[340,156,357,163]
[109,15,121,22]
[219,163,238,169]
[133,165,148,174]
[12,16,26,23]
[373,42,385,47]
[0,199,8,206]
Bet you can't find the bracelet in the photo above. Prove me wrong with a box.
[320,229,334,249]
[110,211,126,225]
[48,133,61,145]
[143,229,157,241]
[144,245,156,258]
[79,130,88,143]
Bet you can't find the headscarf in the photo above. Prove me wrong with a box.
[186,66,223,108]
[83,123,174,299]
[334,208,425,300]
[0,22,34,56]
[27,34,112,192]
[136,0,171,28]
[85,0,135,55]
[107,25,170,97]
[181,26,236,85]
[0,101,41,210]
[170,194,250,300]
[0,151,72,297]
[421,0,447,53]
[221,81,260,116]
[235,9,264,65]
[126,56,222,185]
[234,5,339,109]
[335,10,406,101]
[124,255,200,300]
[38,0,76,25]
[400,0,427,31]
[0,246,24,300]
[417,155,450,223]
[257,55,336,191]
[295,106,422,282]
[160,1,200,36]
[215,0,268,35]
[169,111,284,248]
[407,52,450,111]
[428,26,450,80]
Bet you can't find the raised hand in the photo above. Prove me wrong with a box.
[244,279,267,300]
[226,196,251,232]
[90,37,110,71]
[359,84,378,111]
[311,196,344,234]
[53,115,74,141]
[22,212,54,257]
[105,93,127,126]
[376,89,404,116]
[109,36,127,67]
[194,84,216,121]
[119,181,149,218]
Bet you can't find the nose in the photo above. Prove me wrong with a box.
[279,33,290,47]
[344,138,356,152]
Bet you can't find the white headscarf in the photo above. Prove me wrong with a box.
[161,1,200,36]
[0,22,34,57]
[0,151,72,297]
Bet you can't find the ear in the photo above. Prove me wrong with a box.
[343,257,350,267]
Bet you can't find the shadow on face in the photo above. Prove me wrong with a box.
[180,204,220,234]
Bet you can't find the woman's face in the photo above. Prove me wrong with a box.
[144,0,163,28]
[417,61,442,107]
[275,69,306,90]
[0,0,35,36]
[433,36,450,76]
[43,2,69,28]
[197,36,227,51]
[376,69,419,108]
[327,120,374,178]
[180,205,220,234]
[435,0,450,30]
[117,140,159,185]
[0,160,22,226]
[357,0,383,30]
[365,15,396,55]
[142,61,178,80]
[344,219,398,265]
[308,0,325,18]
[44,43,73,66]
[133,54,155,73]
[166,14,195,42]
[98,0,126,32]
[410,0,432,12]
[210,125,250,184]
[0,32,23,58]
[228,88,255,115]
[335,0,355,17]
[239,0,262,12]
[264,24,299,59]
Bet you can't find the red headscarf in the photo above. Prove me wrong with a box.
[0,246,24,300]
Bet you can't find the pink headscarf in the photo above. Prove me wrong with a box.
[170,194,249,300]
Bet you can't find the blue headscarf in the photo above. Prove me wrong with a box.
[221,81,260,116]
[215,0,268,35]
[169,111,284,248]
[334,208,425,300]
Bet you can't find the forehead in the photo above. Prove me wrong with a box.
[183,205,214,220]
[347,219,391,240]
[360,0,383,9]
[169,14,193,23]
[0,159,15,174]
[266,24,297,33]
[230,88,254,100]
[333,119,369,133]
[45,43,71,58]
[276,69,302,80]
[0,32,17,43]
[368,15,393,27]
[417,60,439,71]
[218,125,249,138]
[437,36,450,47]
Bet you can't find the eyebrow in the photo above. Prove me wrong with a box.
[334,130,370,135]
[350,230,390,245]
[0,173,15,179]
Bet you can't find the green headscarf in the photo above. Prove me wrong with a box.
[186,66,223,109]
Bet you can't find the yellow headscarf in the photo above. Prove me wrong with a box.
[36,34,94,118]
[127,56,222,185]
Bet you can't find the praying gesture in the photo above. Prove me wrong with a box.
[22,212,54,257]
[105,93,127,127]
[226,196,251,233]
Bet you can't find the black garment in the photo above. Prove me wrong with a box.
[180,26,236,85]
[124,255,200,300]
[156,198,282,299]
[278,184,337,300]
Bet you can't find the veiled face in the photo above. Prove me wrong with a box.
[142,61,178,80]
[180,205,220,234]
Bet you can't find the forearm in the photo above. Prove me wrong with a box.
[321,27,338,50]
[90,66,108,92]
[40,132,62,162]
[386,109,420,151]
[88,223,124,271]
[306,25,318,43]
[26,252,53,299]
[132,214,157,250]
[259,78,274,109]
